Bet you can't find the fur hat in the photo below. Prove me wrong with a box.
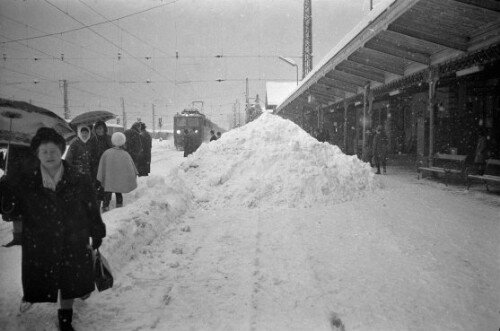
[30,127,66,154]
[111,132,126,147]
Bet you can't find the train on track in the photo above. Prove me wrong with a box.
[173,103,224,151]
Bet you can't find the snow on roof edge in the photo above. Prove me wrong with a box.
[276,0,397,111]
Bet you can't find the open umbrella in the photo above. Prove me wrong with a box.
[0,98,75,150]
[70,110,116,130]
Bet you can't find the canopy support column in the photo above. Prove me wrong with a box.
[343,99,348,152]
[362,83,370,159]
[427,69,439,166]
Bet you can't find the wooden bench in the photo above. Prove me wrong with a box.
[418,153,468,186]
[467,159,500,191]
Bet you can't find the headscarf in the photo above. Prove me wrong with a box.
[77,125,91,143]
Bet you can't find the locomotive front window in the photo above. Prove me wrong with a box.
[176,118,187,126]
[187,118,200,126]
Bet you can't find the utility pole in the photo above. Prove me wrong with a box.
[121,97,127,129]
[233,101,237,129]
[62,80,69,120]
[245,78,249,111]
[152,104,156,134]
[303,0,313,78]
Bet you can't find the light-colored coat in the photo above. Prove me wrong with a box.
[97,147,138,193]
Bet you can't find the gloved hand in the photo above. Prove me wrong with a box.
[92,237,102,250]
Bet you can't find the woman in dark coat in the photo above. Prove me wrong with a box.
[0,128,106,331]
[65,125,94,179]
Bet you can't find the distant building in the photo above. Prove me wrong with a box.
[265,82,297,112]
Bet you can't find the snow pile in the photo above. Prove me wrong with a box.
[99,169,192,270]
[179,112,376,208]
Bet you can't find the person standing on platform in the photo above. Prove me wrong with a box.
[65,125,94,179]
[97,132,138,212]
[124,122,143,170]
[0,128,106,331]
[210,130,217,141]
[89,121,112,208]
[138,122,152,177]
[372,125,388,174]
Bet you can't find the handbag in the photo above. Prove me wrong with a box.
[94,249,113,292]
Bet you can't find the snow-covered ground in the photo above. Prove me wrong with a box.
[1,113,499,331]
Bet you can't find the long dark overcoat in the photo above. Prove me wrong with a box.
[89,134,112,178]
[0,162,106,303]
[372,132,388,160]
[124,125,143,168]
[138,130,152,176]
[65,138,94,179]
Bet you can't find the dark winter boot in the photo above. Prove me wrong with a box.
[2,232,22,247]
[58,309,75,331]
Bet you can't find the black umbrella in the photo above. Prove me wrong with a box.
[0,99,75,215]
[69,110,116,130]
[0,98,75,158]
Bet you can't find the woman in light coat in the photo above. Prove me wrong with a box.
[97,132,138,211]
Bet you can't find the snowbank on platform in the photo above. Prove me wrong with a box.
[98,170,192,270]
[179,112,376,208]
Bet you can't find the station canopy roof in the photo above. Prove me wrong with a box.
[276,0,500,114]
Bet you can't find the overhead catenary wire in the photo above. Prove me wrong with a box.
[0,0,180,45]
[0,32,156,104]
[0,0,279,125]
[74,0,199,109]
[0,26,170,110]
[41,0,165,99]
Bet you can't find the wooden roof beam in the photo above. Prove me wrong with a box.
[308,88,340,103]
[387,23,469,51]
[364,39,431,65]
[312,83,346,98]
[348,53,405,76]
[325,70,367,87]
[317,77,358,94]
[336,60,386,84]
[452,0,500,13]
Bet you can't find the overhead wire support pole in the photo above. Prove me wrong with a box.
[152,104,155,134]
[302,0,312,78]
[121,97,127,129]
[62,79,69,120]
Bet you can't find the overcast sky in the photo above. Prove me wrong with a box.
[0,0,379,129]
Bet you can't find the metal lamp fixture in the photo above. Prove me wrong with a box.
[278,56,299,86]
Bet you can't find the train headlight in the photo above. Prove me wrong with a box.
[195,130,199,133]
[176,130,181,134]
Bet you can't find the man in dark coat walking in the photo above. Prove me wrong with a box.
[372,125,388,174]
[183,129,194,157]
[124,122,143,169]
[138,122,152,176]
[209,130,217,141]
